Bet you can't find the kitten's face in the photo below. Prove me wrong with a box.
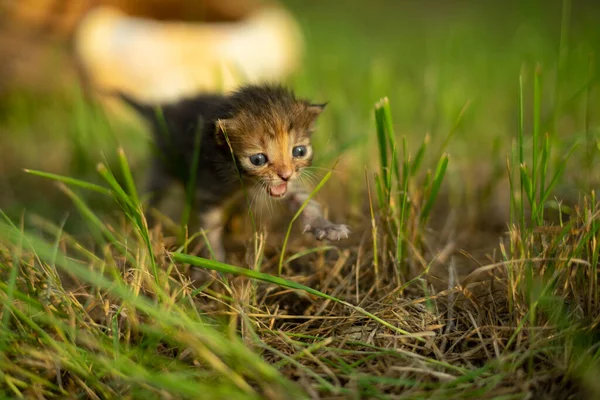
[218,102,324,198]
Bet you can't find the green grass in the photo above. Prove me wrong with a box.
[1,0,600,398]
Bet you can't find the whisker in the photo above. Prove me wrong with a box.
[301,169,322,181]
[300,171,318,188]
[257,184,265,224]
[304,166,335,173]
[249,184,260,214]
[252,180,264,219]
[268,190,275,217]
[263,188,273,218]
[298,174,312,191]
[255,184,263,224]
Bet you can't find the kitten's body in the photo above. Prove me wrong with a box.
[121,84,349,261]
[136,94,243,208]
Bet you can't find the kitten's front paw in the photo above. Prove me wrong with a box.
[303,222,351,241]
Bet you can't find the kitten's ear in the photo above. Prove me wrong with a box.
[304,102,327,131]
[215,118,235,146]
[307,102,328,117]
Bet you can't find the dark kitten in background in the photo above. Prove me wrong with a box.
[120,84,350,262]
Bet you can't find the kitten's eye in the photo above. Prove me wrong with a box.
[249,153,268,166]
[292,145,307,158]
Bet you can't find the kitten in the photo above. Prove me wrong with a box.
[119,84,350,262]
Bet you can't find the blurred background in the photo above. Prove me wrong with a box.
[1,0,599,239]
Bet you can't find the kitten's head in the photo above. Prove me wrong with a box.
[217,85,325,198]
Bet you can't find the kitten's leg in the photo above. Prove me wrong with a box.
[188,206,226,285]
[198,206,226,262]
[288,192,350,241]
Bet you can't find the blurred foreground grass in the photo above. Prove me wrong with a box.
[1,0,600,398]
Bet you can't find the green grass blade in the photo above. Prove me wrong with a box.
[437,100,470,160]
[386,142,397,206]
[96,163,159,284]
[365,168,379,284]
[96,163,139,216]
[374,173,386,212]
[24,169,112,196]
[420,153,449,224]
[180,124,203,235]
[538,132,550,223]
[506,154,519,232]
[284,246,339,265]
[518,73,525,167]
[374,101,389,182]
[375,98,400,201]
[518,72,526,231]
[278,160,338,275]
[537,142,578,215]
[379,98,401,185]
[519,164,535,220]
[117,148,140,206]
[397,136,411,275]
[532,65,542,207]
[154,106,171,143]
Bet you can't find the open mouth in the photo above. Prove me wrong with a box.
[268,182,288,198]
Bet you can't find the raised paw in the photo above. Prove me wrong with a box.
[303,222,351,241]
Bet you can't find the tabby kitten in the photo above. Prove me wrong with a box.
[120,84,350,261]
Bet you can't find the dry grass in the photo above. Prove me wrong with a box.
[1,123,598,398]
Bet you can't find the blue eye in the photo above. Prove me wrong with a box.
[249,153,268,166]
[292,145,307,158]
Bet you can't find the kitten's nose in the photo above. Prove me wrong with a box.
[278,169,293,181]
